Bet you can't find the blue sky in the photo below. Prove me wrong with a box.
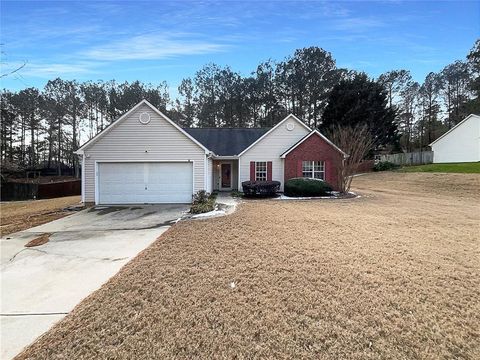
[1,0,479,94]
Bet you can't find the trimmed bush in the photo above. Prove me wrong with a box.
[190,190,217,214]
[373,161,400,172]
[242,181,280,197]
[230,190,243,198]
[284,177,333,197]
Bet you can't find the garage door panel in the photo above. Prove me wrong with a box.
[98,162,192,204]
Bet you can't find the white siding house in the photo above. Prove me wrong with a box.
[77,100,344,204]
[238,115,310,191]
[430,114,480,163]
[77,101,209,204]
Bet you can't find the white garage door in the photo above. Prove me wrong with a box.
[98,162,193,204]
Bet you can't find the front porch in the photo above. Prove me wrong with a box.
[212,159,239,191]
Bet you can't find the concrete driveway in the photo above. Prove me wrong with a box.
[0,204,189,360]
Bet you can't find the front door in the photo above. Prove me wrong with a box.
[221,163,232,189]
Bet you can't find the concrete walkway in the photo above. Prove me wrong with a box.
[0,204,188,360]
[189,192,240,219]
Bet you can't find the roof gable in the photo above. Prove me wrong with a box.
[76,100,209,153]
[430,114,480,146]
[280,130,347,158]
[237,114,311,156]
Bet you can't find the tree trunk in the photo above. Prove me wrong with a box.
[20,115,26,166]
[30,116,35,167]
[57,117,62,176]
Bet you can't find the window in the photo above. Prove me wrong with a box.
[302,161,324,180]
[255,161,267,181]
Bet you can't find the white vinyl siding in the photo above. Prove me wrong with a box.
[239,116,310,191]
[82,103,206,203]
[431,115,480,163]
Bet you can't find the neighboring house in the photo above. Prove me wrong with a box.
[76,100,346,204]
[430,114,480,163]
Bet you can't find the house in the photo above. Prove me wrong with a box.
[430,114,480,163]
[76,100,346,204]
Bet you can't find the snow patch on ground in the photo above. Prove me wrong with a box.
[189,194,240,219]
[275,192,359,200]
[191,209,226,218]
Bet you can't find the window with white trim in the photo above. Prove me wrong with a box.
[255,161,267,181]
[302,161,325,180]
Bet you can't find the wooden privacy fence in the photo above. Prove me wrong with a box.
[0,180,81,201]
[379,151,433,166]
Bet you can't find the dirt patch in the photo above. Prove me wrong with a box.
[24,233,51,247]
[0,196,81,236]
[16,173,480,359]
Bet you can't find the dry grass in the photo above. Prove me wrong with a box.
[0,196,81,236]
[24,233,51,247]
[17,173,480,359]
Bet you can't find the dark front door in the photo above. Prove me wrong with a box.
[221,163,231,189]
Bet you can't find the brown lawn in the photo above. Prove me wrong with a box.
[16,173,480,359]
[0,196,81,236]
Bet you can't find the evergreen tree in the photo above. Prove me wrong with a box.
[321,73,398,147]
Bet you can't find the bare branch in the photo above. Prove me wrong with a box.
[0,61,27,78]
[326,125,374,193]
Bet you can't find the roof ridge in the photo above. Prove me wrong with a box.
[183,127,271,129]
[183,127,271,156]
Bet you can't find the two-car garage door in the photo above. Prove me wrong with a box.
[97,162,193,204]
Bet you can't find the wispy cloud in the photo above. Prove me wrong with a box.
[18,62,97,78]
[331,17,385,32]
[82,32,228,61]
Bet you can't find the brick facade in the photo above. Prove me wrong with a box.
[284,133,344,190]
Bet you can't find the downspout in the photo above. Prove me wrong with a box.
[81,154,85,203]
[343,153,350,193]
[205,151,214,192]
[237,155,241,191]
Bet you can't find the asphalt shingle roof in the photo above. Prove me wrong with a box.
[183,128,270,156]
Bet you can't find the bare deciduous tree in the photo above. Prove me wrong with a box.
[327,124,374,193]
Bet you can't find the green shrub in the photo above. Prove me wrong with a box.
[190,190,217,214]
[284,178,333,197]
[230,190,243,198]
[373,161,400,172]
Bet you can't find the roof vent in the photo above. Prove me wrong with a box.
[286,122,295,131]
[139,112,151,124]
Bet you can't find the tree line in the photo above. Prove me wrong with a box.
[1,40,478,174]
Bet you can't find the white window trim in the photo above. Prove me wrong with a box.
[302,160,325,180]
[255,161,267,181]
